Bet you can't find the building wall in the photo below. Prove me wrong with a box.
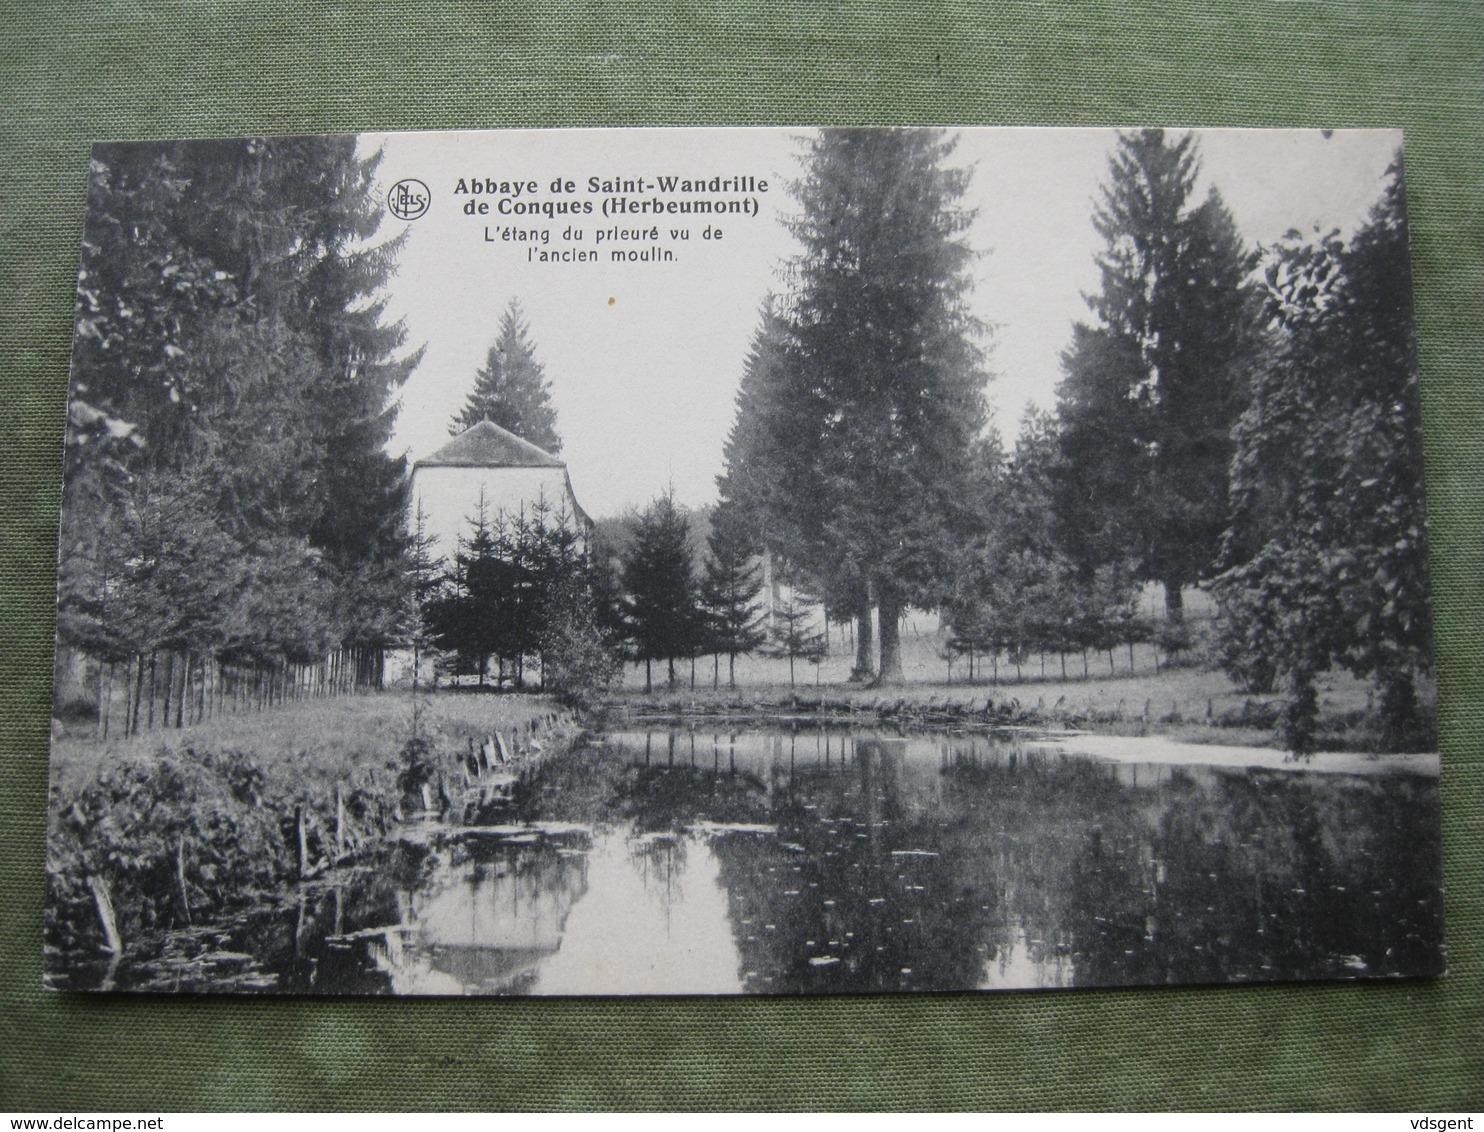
[411,464,582,565]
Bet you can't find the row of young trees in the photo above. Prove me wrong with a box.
[410,486,829,697]
[411,494,613,692]
[58,137,422,730]
[715,127,1431,751]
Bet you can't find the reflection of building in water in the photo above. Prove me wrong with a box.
[345,729,1442,995]
[374,838,590,995]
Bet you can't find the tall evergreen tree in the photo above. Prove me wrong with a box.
[451,298,562,452]
[62,136,421,676]
[716,299,879,677]
[620,491,702,692]
[765,127,989,684]
[700,501,767,688]
[1055,129,1259,619]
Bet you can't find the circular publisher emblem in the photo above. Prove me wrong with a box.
[387,178,430,220]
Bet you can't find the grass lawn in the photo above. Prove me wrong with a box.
[49,689,567,791]
[610,621,1424,752]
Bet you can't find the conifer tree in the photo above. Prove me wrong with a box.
[755,128,988,684]
[700,502,767,688]
[763,596,827,688]
[620,491,702,692]
[452,299,562,453]
[1055,129,1258,619]
[61,136,421,704]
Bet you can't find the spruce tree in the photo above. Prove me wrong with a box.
[620,491,701,692]
[700,501,767,688]
[763,596,826,688]
[1056,130,1259,619]
[452,298,562,453]
[61,136,422,700]
[769,128,989,684]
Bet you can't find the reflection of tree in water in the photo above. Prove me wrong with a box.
[629,832,687,916]
[711,739,1006,993]
[702,732,1442,993]
[514,730,772,834]
[255,727,1442,995]
[272,842,436,994]
[1066,769,1444,986]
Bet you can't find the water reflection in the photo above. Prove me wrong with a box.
[75,724,1445,994]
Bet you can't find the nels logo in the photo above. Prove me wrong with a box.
[387,178,430,221]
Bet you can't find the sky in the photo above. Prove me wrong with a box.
[368,127,1401,520]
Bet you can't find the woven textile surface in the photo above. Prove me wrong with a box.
[1,0,1480,1111]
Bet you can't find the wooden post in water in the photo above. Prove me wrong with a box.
[335,783,346,862]
[175,837,192,925]
[295,805,310,879]
[88,875,122,954]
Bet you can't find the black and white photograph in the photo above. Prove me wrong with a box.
[45,126,1444,996]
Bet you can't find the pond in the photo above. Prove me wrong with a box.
[68,723,1446,995]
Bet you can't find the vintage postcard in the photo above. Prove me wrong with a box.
[46,127,1444,994]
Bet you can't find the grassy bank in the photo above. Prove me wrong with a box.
[45,691,579,975]
[605,656,1430,754]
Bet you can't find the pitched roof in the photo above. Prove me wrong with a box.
[416,420,565,469]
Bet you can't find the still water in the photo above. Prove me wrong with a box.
[97,724,1447,994]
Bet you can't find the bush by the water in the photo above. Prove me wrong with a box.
[49,750,293,951]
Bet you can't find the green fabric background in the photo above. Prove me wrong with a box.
[1,0,1480,1111]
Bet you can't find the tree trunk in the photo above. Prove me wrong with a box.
[150,652,162,730]
[1164,582,1184,623]
[176,653,187,728]
[645,657,653,694]
[876,595,904,685]
[97,661,110,740]
[852,607,876,682]
[130,654,145,736]
[728,652,736,689]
